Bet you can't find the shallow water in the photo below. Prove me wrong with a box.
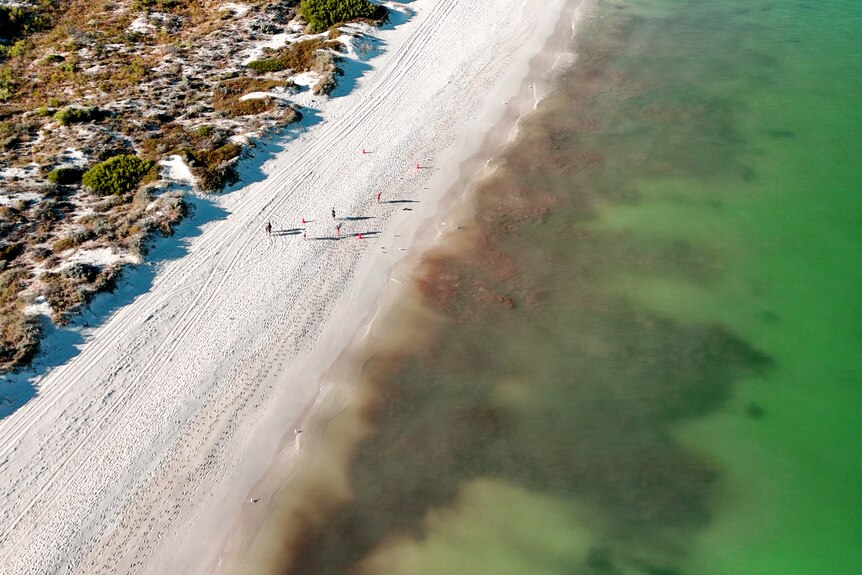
[263,0,862,573]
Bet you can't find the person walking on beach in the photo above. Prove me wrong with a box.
[336,222,342,237]
[264,221,272,237]
[376,191,382,204]
[331,207,336,219]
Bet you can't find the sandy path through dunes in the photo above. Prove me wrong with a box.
[0,1,582,573]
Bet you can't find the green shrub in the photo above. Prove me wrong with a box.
[0,40,28,59]
[0,120,21,149]
[0,66,16,101]
[247,58,288,73]
[53,106,98,125]
[299,0,386,33]
[248,39,343,76]
[0,6,54,45]
[82,155,154,196]
[46,167,84,185]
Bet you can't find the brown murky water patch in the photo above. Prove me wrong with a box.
[265,4,776,575]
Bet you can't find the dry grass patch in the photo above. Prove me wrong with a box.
[212,76,284,109]
[225,96,273,117]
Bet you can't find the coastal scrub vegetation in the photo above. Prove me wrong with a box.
[182,142,243,192]
[0,266,41,371]
[0,3,55,54]
[0,0,386,373]
[210,76,303,118]
[226,96,274,117]
[0,66,16,101]
[247,38,342,74]
[81,155,155,196]
[131,0,183,12]
[46,167,84,185]
[299,0,386,33]
[246,38,343,95]
[53,106,105,126]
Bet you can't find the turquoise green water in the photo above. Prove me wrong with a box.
[266,0,862,573]
[607,0,862,571]
[592,0,862,571]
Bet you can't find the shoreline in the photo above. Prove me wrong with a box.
[213,0,592,572]
[0,1,589,573]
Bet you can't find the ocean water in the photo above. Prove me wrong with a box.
[263,0,862,573]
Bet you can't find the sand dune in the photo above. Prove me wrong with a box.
[0,0,583,572]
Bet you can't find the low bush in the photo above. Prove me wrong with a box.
[40,271,86,324]
[314,72,337,96]
[187,143,243,192]
[0,40,29,60]
[0,268,40,371]
[0,66,16,101]
[0,119,36,150]
[30,246,51,261]
[280,38,342,72]
[0,5,54,46]
[226,97,272,117]
[299,0,386,33]
[248,39,342,76]
[198,142,242,166]
[194,165,238,192]
[247,58,288,73]
[82,155,155,196]
[63,263,100,282]
[53,106,105,126]
[46,167,84,185]
[312,52,339,95]
[132,0,184,12]
[0,242,23,262]
[0,268,26,306]
[150,194,187,234]
[0,308,41,371]
[51,236,80,252]
[278,106,302,127]
[212,77,282,110]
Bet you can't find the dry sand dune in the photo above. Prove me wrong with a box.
[0,0,584,572]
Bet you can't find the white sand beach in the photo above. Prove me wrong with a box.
[0,1,585,573]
